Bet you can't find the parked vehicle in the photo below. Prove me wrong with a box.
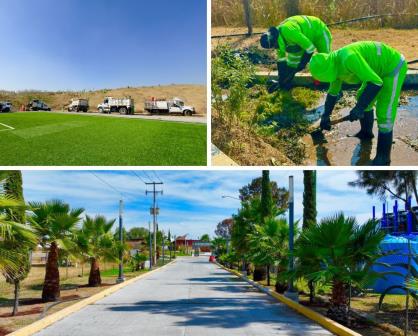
[97,97,134,115]
[0,101,12,112]
[67,98,89,112]
[144,97,195,116]
[27,99,51,111]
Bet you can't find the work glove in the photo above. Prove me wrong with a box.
[348,106,365,122]
[297,51,313,72]
[350,82,382,122]
[320,94,338,131]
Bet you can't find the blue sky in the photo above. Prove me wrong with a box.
[0,0,207,91]
[20,170,395,239]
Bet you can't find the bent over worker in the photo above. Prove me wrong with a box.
[309,41,407,166]
[260,15,332,90]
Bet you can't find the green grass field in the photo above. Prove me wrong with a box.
[0,112,206,166]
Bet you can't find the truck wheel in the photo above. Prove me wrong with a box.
[75,107,79,113]
[183,110,192,116]
[119,107,128,115]
[99,108,104,114]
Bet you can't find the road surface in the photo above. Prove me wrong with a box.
[35,257,332,336]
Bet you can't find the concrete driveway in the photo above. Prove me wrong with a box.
[35,257,332,336]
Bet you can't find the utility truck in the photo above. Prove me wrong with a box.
[27,100,51,111]
[97,97,134,115]
[0,101,12,112]
[67,98,89,112]
[144,97,195,116]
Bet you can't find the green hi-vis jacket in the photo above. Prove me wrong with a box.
[309,41,403,95]
[275,15,329,68]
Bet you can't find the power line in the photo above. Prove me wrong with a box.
[152,171,163,183]
[142,171,154,182]
[90,171,123,197]
[131,171,147,184]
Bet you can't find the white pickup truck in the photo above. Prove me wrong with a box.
[27,100,51,111]
[0,101,12,112]
[97,97,134,115]
[67,98,89,112]
[144,97,195,116]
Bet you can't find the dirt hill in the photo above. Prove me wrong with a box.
[0,84,207,114]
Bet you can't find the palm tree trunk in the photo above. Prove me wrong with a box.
[12,280,20,316]
[42,241,60,302]
[88,258,102,287]
[267,265,270,286]
[328,279,349,324]
[308,280,315,304]
[275,266,287,293]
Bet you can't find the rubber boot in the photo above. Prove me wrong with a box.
[354,110,374,139]
[372,131,393,166]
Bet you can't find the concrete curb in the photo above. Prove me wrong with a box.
[8,260,176,336]
[216,262,361,336]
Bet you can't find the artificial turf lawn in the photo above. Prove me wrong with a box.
[0,112,206,166]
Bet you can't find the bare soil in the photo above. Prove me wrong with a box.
[0,84,207,115]
[212,27,418,63]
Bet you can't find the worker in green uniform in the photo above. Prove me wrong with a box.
[260,15,332,90]
[309,41,407,166]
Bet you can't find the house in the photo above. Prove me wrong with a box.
[175,235,211,252]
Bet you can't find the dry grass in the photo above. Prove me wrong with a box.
[212,0,418,28]
[212,27,418,62]
[0,84,207,115]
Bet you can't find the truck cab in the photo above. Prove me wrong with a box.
[0,101,12,112]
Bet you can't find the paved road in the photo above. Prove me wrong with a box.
[22,111,207,124]
[35,257,332,336]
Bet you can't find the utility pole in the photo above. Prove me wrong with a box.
[148,221,152,270]
[242,0,253,36]
[116,199,125,283]
[162,230,165,265]
[285,176,298,301]
[146,181,163,265]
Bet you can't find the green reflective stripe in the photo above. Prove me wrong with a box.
[384,70,400,130]
[375,42,382,56]
[278,57,287,62]
[287,60,299,65]
[390,55,405,76]
[306,45,315,53]
[288,54,302,60]
[302,15,312,29]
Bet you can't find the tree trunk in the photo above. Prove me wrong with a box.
[327,280,349,324]
[88,258,101,287]
[267,265,270,286]
[275,266,288,293]
[42,241,60,302]
[12,281,20,316]
[253,265,267,281]
[308,280,315,304]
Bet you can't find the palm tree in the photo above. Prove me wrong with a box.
[76,215,117,287]
[29,200,84,302]
[1,171,37,316]
[0,172,36,278]
[294,213,386,324]
[248,216,290,288]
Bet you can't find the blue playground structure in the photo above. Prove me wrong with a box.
[371,197,418,294]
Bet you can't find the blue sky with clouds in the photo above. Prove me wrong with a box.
[0,0,206,91]
[20,170,395,239]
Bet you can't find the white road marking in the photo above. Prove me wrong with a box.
[0,122,15,131]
